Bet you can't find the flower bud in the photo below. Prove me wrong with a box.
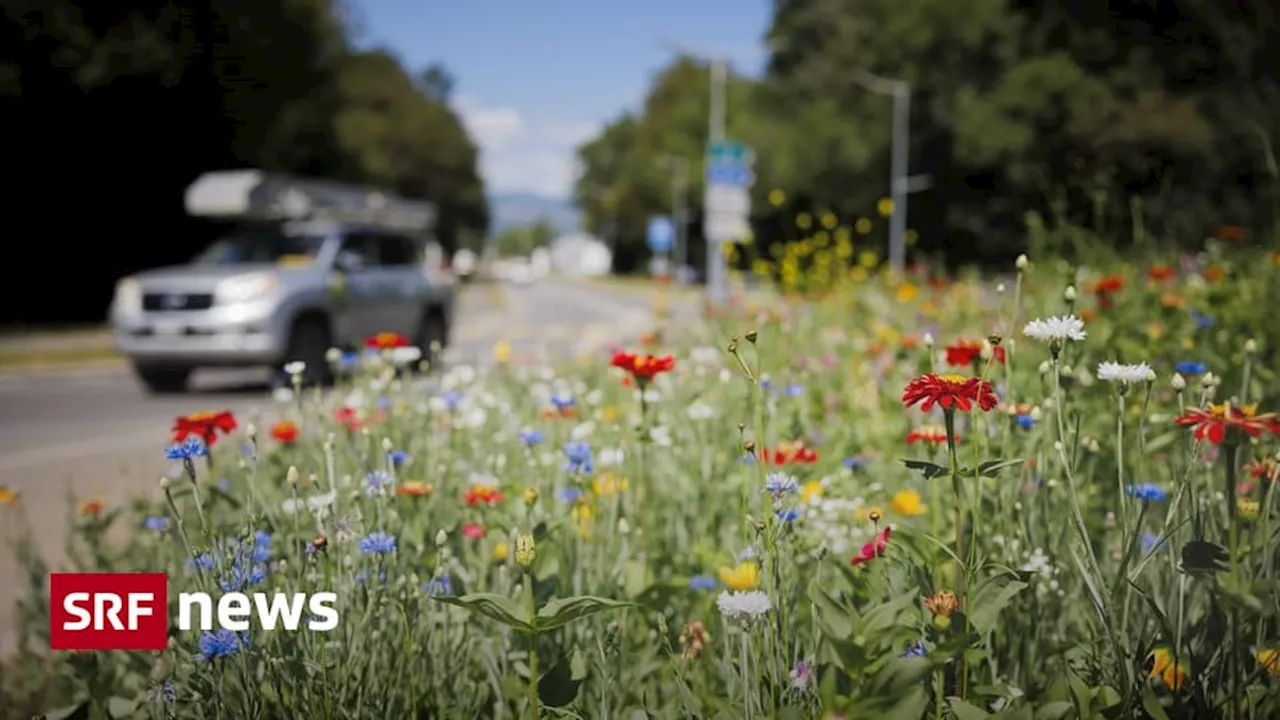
[158,476,170,490]
[1064,285,1077,302]
[1038,361,1051,375]
[286,466,300,487]
[1171,373,1186,391]
[435,529,448,546]
[381,438,393,452]
[1245,338,1258,354]
[996,282,1006,294]
[1015,254,1029,271]
[246,423,257,439]
[514,533,536,568]
[922,333,934,348]
[617,518,631,534]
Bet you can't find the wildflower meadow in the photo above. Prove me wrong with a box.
[4,242,1280,720]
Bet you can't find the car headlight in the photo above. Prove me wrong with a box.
[113,278,141,313]
[216,272,279,304]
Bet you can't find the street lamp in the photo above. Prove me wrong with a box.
[851,69,910,273]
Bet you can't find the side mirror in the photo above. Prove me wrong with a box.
[334,250,363,273]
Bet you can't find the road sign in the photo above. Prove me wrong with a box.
[646,216,675,253]
[704,139,754,244]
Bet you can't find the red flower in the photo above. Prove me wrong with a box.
[610,351,675,382]
[172,410,237,446]
[464,485,504,506]
[1245,457,1279,480]
[906,425,948,445]
[943,340,1005,367]
[759,442,818,465]
[462,523,485,540]
[1147,264,1176,282]
[902,374,998,413]
[366,332,409,350]
[333,406,361,431]
[270,420,298,444]
[851,527,891,567]
[1175,403,1280,445]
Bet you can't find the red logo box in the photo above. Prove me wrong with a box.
[49,573,169,651]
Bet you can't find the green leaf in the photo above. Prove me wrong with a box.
[881,687,931,720]
[948,697,992,719]
[107,696,139,718]
[430,592,533,632]
[977,459,1024,477]
[538,650,585,708]
[901,459,949,479]
[809,585,853,639]
[534,595,634,632]
[968,576,1029,635]
[1180,540,1228,575]
[1140,686,1172,720]
[1034,700,1075,720]
[43,703,90,720]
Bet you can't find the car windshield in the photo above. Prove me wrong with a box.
[191,226,326,266]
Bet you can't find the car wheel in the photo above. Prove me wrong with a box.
[284,314,335,387]
[134,364,192,395]
[416,308,449,371]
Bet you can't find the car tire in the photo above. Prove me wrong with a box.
[283,314,335,387]
[416,308,449,371]
[134,364,192,395]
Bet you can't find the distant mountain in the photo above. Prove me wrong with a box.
[488,194,580,236]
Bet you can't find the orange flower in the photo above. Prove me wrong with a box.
[333,407,361,431]
[1094,275,1125,294]
[77,499,105,517]
[923,590,959,618]
[365,332,409,350]
[610,350,675,382]
[172,410,237,446]
[464,484,504,506]
[270,420,298,444]
[1204,266,1225,283]
[1161,293,1186,310]
[902,374,998,413]
[758,442,818,465]
[1080,308,1098,322]
[0,486,18,507]
[906,425,948,445]
[899,335,919,351]
[1210,225,1246,241]
[1147,264,1175,281]
[397,480,433,497]
[1174,402,1280,445]
[1246,457,1279,480]
[943,340,1004,367]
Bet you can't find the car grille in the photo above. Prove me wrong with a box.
[142,292,215,311]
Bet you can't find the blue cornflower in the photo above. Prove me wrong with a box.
[442,391,463,411]
[339,351,360,370]
[1189,310,1215,329]
[219,563,267,592]
[1015,414,1035,430]
[144,516,170,532]
[195,629,248,662]
[1141,533,1167,553]
[689,575,716,591]
[759,378,775,391]
[901,641,927,658]
[1174,361,1206,375]
[1127,483,1167,503]
[376,395,392,410]
[165,437,207,460]
[365,470,394,496]
[519,429,545,447]
[550,393,575,411]
[557,487,584,504]
[785,383,805,397]
[146,679,177,704]
[563,441,594,475]
[844,456,869,472]
[424,576,454,596]
[776,508,802,523]
[359,531,397,555]
[386,449,409,466]
[186,553,217,572]
[765,472,798,499]
[250,530,273,563]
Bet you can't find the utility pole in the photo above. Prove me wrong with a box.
[705,57,729,303]
[852,69,911,274]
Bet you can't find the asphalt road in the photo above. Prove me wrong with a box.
[0,278,666,655]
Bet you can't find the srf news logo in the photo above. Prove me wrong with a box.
[50,573,338,651]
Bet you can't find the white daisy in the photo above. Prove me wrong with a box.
[716,590,772,622]
[388,346,422,367]
[686,402,715,420]
[1023,315,1087,342]
[1096,362,1155,384]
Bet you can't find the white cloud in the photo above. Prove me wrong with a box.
[455,96,601,199]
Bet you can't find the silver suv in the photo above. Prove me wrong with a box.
[108,172,455,394]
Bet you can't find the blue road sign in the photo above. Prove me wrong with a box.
[646,215,676,253]
[706,162,754,187]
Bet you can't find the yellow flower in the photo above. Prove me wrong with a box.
[493,340,512,364]
[801,480,823,503]
[718,562,760,591]
[820,212,837,230]
[523,486,539,506]
[896,283,919,303]
[769,189,786,207]
[1180,337,1194,350]
[920,300,939,317]
[1238,498,1260,520]
[593,473,629,497]
[0,486,18,507]
[514,533,536,567]
[889,490,927,516]
[1146,323,1166,341]
[854,217,872,235]
[571,503,595,538]
[600,405,620,423]
[795,213,812,230]
[905,228,919,245]
[1254,648,1280,677]
[858,250,878,269]
[1148,648,1187,692]
[877,197,894,217]
[493,542,509,561]
[849,267,869,283]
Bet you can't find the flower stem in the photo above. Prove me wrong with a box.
[525,573,540,720]
[943,408,966,700]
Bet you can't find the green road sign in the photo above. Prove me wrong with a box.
[708,140,753,167]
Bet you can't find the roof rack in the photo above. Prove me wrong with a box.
[185,169,436,233]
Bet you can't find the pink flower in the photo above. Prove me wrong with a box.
[462,523,484,540]
[850,527,891,567]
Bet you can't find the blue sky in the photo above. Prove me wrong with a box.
[354,0,773,199]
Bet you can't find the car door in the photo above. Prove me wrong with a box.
[370,232,429,337]
[331,231,393,343]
